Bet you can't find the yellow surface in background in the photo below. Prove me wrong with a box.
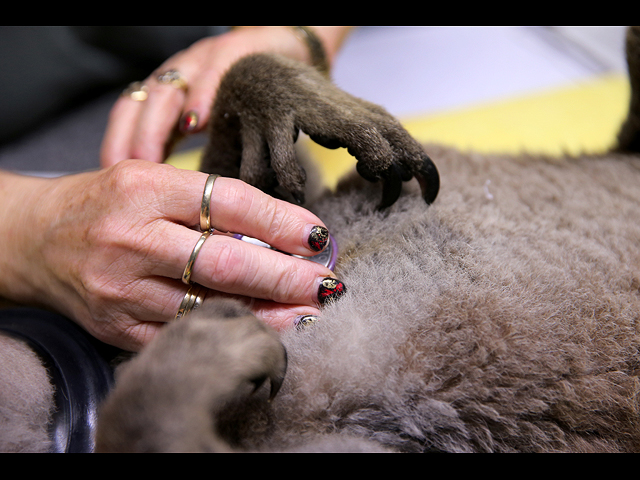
[165,147,202,171]
[167,74,630,190]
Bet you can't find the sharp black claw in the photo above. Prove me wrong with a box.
[249,349,286,402]
[377,165,403,210]
[268,373,284,401]
[269,348,287,401]
[416,154,440,205]
[251,376,267,395]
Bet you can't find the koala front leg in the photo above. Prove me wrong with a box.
[201,53,439,209]
[95,299,287,453]
[617,26,640,152]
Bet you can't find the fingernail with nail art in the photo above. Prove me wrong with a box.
[294,314,319,329]
[179,110,199,132]
[308,225,329,252]
[317,277,346,305]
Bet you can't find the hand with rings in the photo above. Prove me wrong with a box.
[100,26,352,167]
[0,160,344,352]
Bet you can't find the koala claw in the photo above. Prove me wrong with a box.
[251,348,287,401]
[416,153,440,205]
[95,300,288,452]
[358,152,440,210]
[378,164,404,210]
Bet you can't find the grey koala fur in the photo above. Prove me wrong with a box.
[97,149,640,453]
[3,28,640,452]
[95,28,640,453]
[0,335,55,452]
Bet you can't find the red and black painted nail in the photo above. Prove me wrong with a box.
[179,110,199,133]
[317,277,346,305]
[308,226,329,252]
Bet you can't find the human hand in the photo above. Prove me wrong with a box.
[100,27,350,168]
[201,53,440,209]
[2,161,342,351]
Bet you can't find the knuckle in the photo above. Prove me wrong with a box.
[270,267,297,300]
[79,269,128,315]
[230,182,288,235]
[261,198,289,239]
[208,238,243,285]
[106,160,172,207]
[268,257,318,303]
[107,159,150,191]
[221,179,251,217]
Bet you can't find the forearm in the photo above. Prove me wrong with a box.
[0,170,51,305]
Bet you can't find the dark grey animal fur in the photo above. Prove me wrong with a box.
[3,28,640,453]
[199,52,439,209]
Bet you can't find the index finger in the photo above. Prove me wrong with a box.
[161,170,330,257]
[211,177,331,256]
[100,95,145,168]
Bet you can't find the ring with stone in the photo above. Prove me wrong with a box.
[157,69,188,91]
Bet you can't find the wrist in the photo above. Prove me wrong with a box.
[0,171,52,304]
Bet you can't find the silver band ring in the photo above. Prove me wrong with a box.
[175,283,207,319]
[200,174,220,232]
[157,69,188,91]
[182,231,210,285]
[122,81,149,101]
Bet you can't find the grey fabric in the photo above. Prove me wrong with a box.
[0,91,117,173]
[0,26,227,172]
[0,90,208,174]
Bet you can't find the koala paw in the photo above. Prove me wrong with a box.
[201,53,439,209]
[95,299,286,452]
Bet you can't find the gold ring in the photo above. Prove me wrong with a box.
[182,231,210,285]
[157,69,188,91]
[200,174,220,232]
[122,81,149,101]
[175,283,207,319]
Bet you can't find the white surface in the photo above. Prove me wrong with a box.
[332,26,628,118]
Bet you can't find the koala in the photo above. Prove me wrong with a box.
[3,28,640,453]
[91,27,640,453]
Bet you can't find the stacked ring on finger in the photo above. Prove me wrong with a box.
[174,174,224,318]
[157,69,188,91]
[175,283,207,319]
[182,231,210,285]
[175,174,221,318]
